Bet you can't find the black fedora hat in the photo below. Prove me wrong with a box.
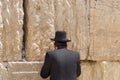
[51,31,71,42]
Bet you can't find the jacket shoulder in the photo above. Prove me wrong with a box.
[68,49,80,59]
[68,49,79,54]
[46,50,54,55]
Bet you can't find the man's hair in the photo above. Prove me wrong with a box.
[54,41,67,47]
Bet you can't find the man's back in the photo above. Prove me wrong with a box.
[41,48,81,80]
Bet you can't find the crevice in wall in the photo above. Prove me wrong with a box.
[81,60,96,63]
[86,0,91,60]
[3,61,8,71]
[22,0,28,61]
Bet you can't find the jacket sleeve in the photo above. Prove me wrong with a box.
[40,52,51,78]
[77,53,81,77]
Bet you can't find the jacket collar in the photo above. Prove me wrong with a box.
[57,46,66,49]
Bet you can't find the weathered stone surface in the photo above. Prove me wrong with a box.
[0,0,23,61]
[8,62,49,80]
[78,61,93,80]
[89,0,120,60]
[78,61,120,80]
[26,0,89,61]
[25,0,55,61]
[92,61,120,80]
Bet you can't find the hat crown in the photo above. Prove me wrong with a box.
[55,31,66,40]
[51,31,70,42]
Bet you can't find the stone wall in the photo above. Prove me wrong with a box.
[0,0,120,80]
[0,0,23,61]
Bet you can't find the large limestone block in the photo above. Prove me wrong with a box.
[92,61,120,80]
[0,0,23,61]
[89,0,120,61]
[54,0,89,60]
[25,0,55,61]
[26,0,89,61]
[78,61,120,80]
[78,61,93,80]
[8,62,49,80]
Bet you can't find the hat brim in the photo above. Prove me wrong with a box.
[50,38,71,42]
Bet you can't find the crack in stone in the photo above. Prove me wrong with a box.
[85,0,91,60]
[22,0,28,61]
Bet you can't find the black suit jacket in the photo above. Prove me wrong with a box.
[40,48,81,80]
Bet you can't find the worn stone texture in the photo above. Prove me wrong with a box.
[25,0,120,61]
[8,62,49,80]
[89,0,120,61]
[92,61,120,80]
[77,61,93,80]
[25,0,55,61]
[26,0,89,61]
[94,61,120,80]
[78,61,120,80]
[0,0,23,61]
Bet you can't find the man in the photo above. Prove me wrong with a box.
[40,31,81,80]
